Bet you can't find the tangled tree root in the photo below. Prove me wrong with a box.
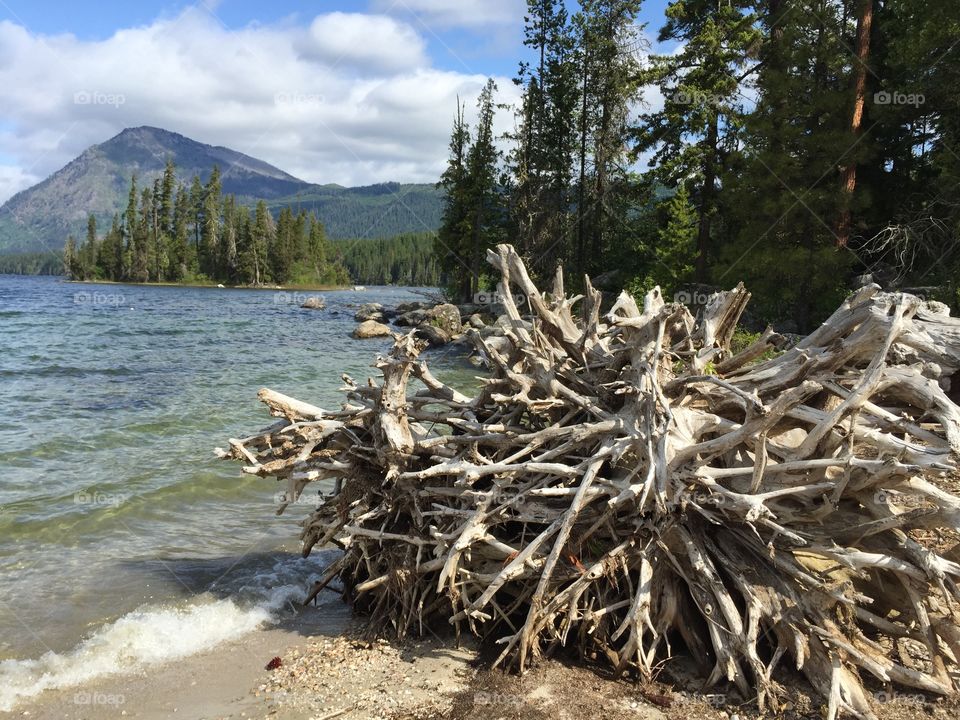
[220,244,960,719]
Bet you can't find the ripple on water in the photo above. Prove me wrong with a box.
[0,275,471,688]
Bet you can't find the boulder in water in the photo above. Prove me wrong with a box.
[354,302,385,322]
[395,308,432,327]
[430,303,462,335]
[413,323,451,347]
[353,320,392,339]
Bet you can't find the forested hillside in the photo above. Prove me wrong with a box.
[0,126,444,256]
[269,183,443,241]
[0,253,62,276]
[0,126,310,255]
[63,162,349,287]
[333,233,441,286]
[436,0,960,329]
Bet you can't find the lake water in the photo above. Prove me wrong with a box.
[0,275,476,711]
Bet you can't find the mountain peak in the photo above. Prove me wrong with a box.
[113,125,179,140]
[0,127,444,255]
[0,127,311,252]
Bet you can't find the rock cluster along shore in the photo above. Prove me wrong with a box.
[349,299,507,350]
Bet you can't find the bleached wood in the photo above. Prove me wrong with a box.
[222,244,960,717]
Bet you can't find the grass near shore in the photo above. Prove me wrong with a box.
[64,278,353,292]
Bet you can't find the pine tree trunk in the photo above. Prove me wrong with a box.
[836,0,874,248]
[696,115,718,283]
[576,49,589,278]
[765,0,787,159]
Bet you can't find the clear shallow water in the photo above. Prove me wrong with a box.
[0,275,476,710]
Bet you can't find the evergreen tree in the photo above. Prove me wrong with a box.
[641,183,698,296]
[170,186,190,280]
[309,215,327,269]
[247,201,272,285]
[123,175,139,280]
[510,0,579,277]
[222,194,239,282]
[634,0,758,281]
[201,166,222,277]
[60,169,346,287]
[235,206,254,285]
[132,186,152,283]
[97,215,123,280]
[151,177,165,281]
[835,0,875,248]
[462,79,504,301]
[189,175,204,268]
[81,213,98,279]
[160,158,176,238]
[436,99,474,299]
[270,206,294,284]
[718,0,855,328]
[573,0,643,278]
[63,235,79,279]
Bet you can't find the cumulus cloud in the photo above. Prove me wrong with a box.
[0,8,521,204]
[0,165,41,204]
[301,12,428,73]
[371,0,524,29]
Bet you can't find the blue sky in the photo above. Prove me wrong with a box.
[0,1,673,68]
[0,1,674,202]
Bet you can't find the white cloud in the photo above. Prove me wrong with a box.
[0,9,521,204]
[0,165,41,204]
[302,12,428,73]
[371,0,524,29]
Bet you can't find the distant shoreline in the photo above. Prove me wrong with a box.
[63,278,354,292]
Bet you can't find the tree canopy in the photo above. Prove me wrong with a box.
[437,0,960,329]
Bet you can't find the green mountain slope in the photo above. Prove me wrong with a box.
[267,182,443,241]
[0,126,443,254]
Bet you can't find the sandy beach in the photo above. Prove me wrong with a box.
[15,597,960,720]
[14,603,352,720]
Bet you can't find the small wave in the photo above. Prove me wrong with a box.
[0,598,267,711]
[0,553,335,711]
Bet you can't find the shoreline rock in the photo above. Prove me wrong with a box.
[301,296,326,309]
[354,302,386,322]
[352,320,391,339]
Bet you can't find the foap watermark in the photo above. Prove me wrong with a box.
[674,289,713,305]
[669,89,727,108]
[874,690,925,706]
[474,691,523,706]
[73,691,125,707]
[73,90,126,108]
[873,489,924,507]
[74,291,125,306]
[274,91,325,107]
[274,291,324,306]
[678,488,726,508]
[273,490,322,507]
[873,90,925,107]
[490,487,527,507]
[677,691,727,707]
[474,290,526,306]
[74,490,127,508]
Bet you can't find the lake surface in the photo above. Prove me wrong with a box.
[0,275,476,710]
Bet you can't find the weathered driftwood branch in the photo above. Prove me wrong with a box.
[220,244,960,719]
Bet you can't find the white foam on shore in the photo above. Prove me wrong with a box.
[0,555,332,712]
[0,598,269,711]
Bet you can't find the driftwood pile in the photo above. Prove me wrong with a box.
[219,244,960,718]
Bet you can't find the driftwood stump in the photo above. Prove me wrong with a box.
[220,244,960,719]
